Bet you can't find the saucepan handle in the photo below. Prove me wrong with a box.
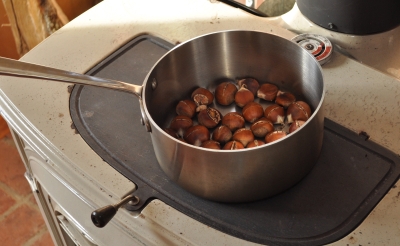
[0,56,152,131]
[0,56,143,98]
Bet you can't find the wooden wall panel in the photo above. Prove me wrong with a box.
[0,1,17,134]
[1,0,98,57]
[2,0,66,55]
[0,1,19,59]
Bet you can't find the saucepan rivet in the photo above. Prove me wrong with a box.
[151,78,157,90]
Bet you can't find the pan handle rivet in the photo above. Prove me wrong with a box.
[152,78,157,90]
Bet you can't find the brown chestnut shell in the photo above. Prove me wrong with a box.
[242,102,264,123]
[197,107,222,128]
[221,112,245,132]
[247,140,265,148]
[184,125,210,146]
[250,118,274,138]
[164,128,178,138]
[265,131,287,143]
[237,78,260,96]
[178,138,187,143]
[200,140,221,149]
[232,128,255,147]
[257,83,278,101]
[275,91,296,108]
[215,82,238,106]
[169,115,193,132]
[289,120,306,133]
[212,125,233,144]
[264,104,285,125]
[222,140,245,150]
[176,99,197,118]
[286,101,312,123]
[191,87,214,106]
[234,85,254,108]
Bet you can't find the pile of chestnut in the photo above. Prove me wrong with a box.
[164,78,312,150]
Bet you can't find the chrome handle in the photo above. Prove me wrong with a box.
[0,56,143,98]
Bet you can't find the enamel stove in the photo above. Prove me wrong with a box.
[68,1,400,246]
[1,0,400,245]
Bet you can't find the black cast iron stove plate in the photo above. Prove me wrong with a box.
[69,35,400,246]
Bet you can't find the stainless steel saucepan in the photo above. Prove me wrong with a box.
[0,30,325,204]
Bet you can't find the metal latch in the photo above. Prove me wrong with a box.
[24,172,38,193]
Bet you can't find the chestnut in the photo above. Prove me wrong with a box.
[178,138,187,143]
[265,131,287,143]
[169,115,193,132]
[200,140,221,149]
[197,107,222,128]
[250,118,274,138]
[242,102,264,123]
[289,120,306,133]
[257,83,278,101]
[164,128,178,138]
[247,140,265,148]
[195,105,207,112]
[215,82,238,106]
[264,104,285,125]
[232,128,254,147]
[286,101,312,123]
[275,91,296,108]
[176,99,196,118]
[191,87,214,106]
[223,140,245,150]
[234,85,254,107]
[237,78,259,96]
[184,125,210,146]
[212,125,232,144]
[221,112,245,132]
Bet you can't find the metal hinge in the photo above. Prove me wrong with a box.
[24,172,39,193]
[57,214,98,246]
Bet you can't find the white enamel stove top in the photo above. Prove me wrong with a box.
[0,0,399,245]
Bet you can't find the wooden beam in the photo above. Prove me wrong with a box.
[1,0,67,56]
[0,2,19,59]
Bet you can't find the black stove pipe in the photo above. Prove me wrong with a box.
[297,0,400,35]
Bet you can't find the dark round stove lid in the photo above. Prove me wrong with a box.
[297,0,400,35]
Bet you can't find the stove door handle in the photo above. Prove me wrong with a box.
[91,194,140,228]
